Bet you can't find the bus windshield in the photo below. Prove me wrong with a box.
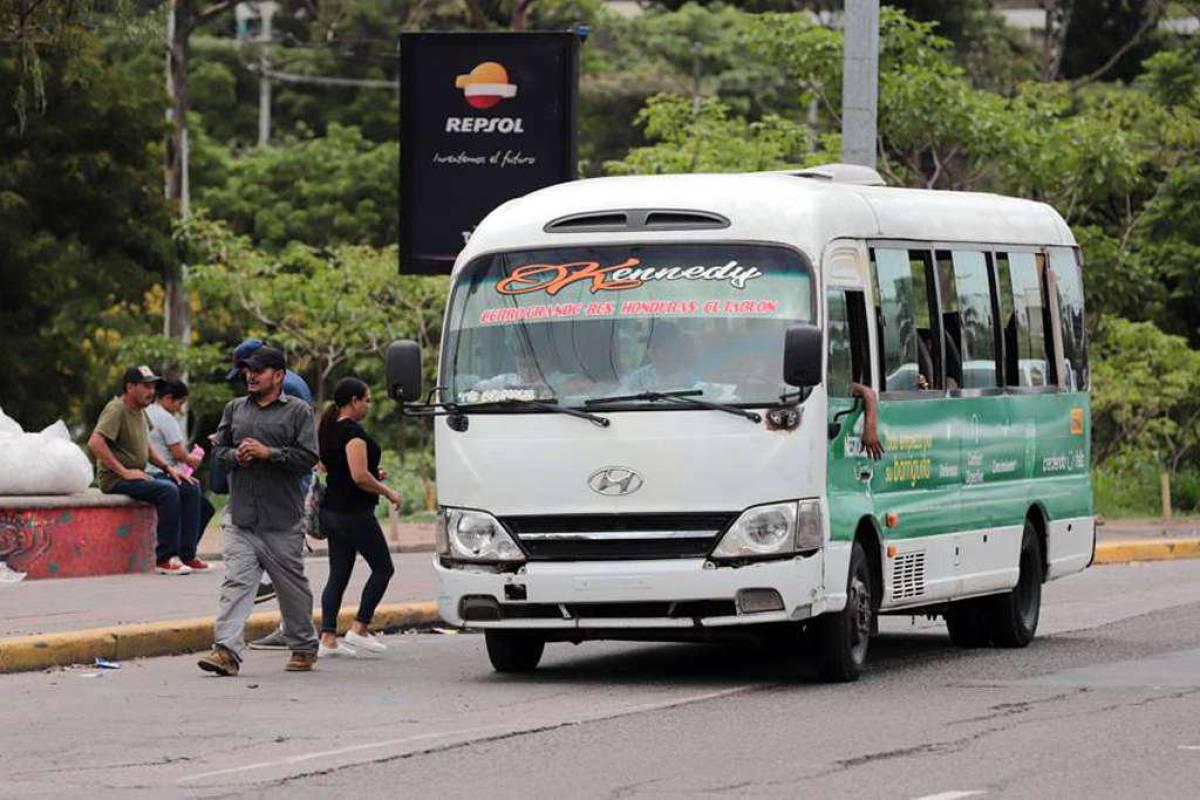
[443,243,814,408]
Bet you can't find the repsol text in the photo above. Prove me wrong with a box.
[445,117,526,134]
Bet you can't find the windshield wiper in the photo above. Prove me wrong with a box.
[459,398,611,428]
[584,389,761,424]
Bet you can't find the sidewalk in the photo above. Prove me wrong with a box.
[2,519,1198,674]
[0,551,438,639]
[196,517,436,560]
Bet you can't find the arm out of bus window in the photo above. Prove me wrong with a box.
[850,382,884,461]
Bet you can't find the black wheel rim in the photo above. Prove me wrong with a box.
[849,570,871,664]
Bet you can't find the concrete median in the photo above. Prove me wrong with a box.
[0,602,440,674]
[1093,538,1200,565]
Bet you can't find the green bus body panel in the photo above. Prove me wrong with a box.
[827,392,1092,541]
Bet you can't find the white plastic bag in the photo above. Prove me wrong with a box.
[0,406,22,435]
[0,409,93,495]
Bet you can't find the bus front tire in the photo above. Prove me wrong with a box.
[988,521,1043,648]
[485,630,545,673]
[814,539,873,682]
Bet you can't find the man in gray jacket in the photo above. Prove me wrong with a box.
[198,347,320,675]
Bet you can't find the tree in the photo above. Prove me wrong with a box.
[195,123,398,250]
[605,94,826,174]
[1090,318,1200,473]
[0,25,174,429]
[184,216,445,404]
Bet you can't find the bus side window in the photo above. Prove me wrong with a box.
[936,251,963,389]
[950,250,999,389]
[996,251,1053,388]
[1049,247,1088,391]
[827,289,871,398]
[871,248,940,393]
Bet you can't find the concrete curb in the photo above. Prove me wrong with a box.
[1093,538,1200,565]
[0,602,441,675]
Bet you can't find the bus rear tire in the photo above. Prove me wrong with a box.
[814,539,873,682]
[945,599,992,647]
[987,521,1043,648]
[485,630,545,673]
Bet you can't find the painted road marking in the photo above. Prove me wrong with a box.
[178,685,756,785]
[1179,745,1200,751]
[911,792,987,800]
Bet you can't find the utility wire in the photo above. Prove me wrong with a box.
[246,63,397,89]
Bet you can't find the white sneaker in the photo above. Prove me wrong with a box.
[344,630,387,653]
[318,641,357,658]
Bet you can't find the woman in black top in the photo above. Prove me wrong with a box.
[316,377,401,656]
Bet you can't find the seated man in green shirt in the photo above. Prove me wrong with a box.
[87,366,201,575]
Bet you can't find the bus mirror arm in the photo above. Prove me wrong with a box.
[827,397,863,440]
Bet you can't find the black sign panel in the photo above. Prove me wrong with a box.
[400,32,578,275]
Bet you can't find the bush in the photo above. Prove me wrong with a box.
[1092,465,1160,519]
[1094,464,1200,519]
[378,450,432,517]
[1171,469,1200,513]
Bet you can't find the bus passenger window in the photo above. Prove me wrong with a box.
[827,289,870,398]
[936,251,963,389]
[871,248,939,392]
[1049,247,1088,391]
[827,290,853,397]
[996,252,1052,387]
[951,250,998,389]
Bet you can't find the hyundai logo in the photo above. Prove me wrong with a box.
[587,466,644,496]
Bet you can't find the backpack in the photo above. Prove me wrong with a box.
[300,472,326,539]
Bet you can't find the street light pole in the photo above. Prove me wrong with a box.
[257,1,278,147]
[165,0,192,349]
[841,0,879,169]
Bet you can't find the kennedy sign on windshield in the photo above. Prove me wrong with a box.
[399,32,579,275]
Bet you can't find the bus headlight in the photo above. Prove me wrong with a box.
[437,508,525,563]
[711,500,823,560]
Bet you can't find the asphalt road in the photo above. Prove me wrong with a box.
[6,560,1200,799]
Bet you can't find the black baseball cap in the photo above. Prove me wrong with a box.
[123,365,161,386]
[241,346,286,372]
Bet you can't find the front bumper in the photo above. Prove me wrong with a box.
[435,553,832,631]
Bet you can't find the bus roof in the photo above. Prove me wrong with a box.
[456,170,1076,274]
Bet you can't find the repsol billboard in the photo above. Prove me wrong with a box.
[400,32,579,275]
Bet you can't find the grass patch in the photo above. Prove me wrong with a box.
[1094,465,1200,519]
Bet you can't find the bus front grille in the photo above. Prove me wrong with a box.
[500,513,736,561]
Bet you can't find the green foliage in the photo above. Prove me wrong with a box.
[606,94,824,174]
[0,26,173,430]
[183,215,445,402]
[195,124,398,250]
[1091,319,1200,469]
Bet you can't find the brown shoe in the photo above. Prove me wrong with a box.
[285,650,317,672]
[198,646,239,677]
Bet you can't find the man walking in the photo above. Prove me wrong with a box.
[88,366,201,575]
[197,347,321,676]
[220,338,318,652]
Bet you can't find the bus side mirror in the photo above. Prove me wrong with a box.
[386,340,422,402]
[783,325,822,388]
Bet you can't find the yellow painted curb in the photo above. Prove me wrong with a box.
[0,601,441,674]
[1094,539,1200,565]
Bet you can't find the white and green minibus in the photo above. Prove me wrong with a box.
[387,164,1093,681]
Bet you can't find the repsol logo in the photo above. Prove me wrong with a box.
[445,117,525,134]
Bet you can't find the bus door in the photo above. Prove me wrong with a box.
[825,240,877,551]
[868,246,962,604]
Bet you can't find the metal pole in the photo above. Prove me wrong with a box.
[841,0,879,168]
[257,2,278,147]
